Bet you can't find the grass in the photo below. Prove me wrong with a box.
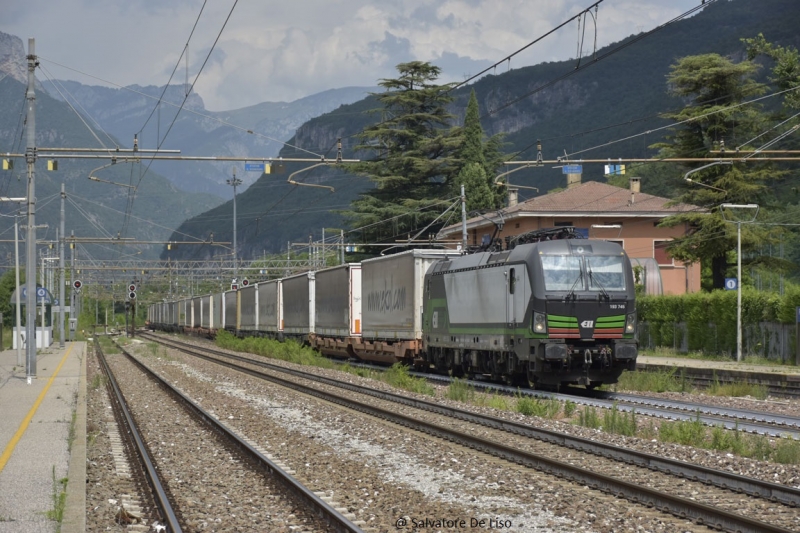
[215,330,435,395]
[612,367,691,393]
[383,364,435,395]
[446,378,476,402]
[707,376,768,400]
[515,394,560,418]
[45,466,67,523]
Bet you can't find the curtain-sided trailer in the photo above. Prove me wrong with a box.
[257,279,283,338]
[282,271,315,337]
[352,249,461,363]
[308,264,361,358]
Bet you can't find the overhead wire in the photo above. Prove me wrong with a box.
[137,0,209,137]
[38,64,118,150]
[481,1,716,121]
[449,1,604,92]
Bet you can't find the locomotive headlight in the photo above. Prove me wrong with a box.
[625,312,636,334]
[533,312,547,333]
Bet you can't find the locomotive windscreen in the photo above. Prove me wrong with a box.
[586,255,626,291]
[541,254,627,292]
[541,255,582,291]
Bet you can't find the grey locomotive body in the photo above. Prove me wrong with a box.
[422,239,637,387]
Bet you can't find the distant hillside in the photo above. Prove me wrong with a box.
[0,71,220,262]
[39,79,376,197]
[167,0,800,260]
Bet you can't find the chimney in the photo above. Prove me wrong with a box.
[629,177,641,193]
[566,172,581,189]
[508,187,519,207]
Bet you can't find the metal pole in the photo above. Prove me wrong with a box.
[461,184,468,251]
[340,230,344,265]
[70,230,74,341]
[59,183,65,347]
[40,255,44,347]
[25,38,38,381]
[737,220,742,362]
[15,216,22,366]
[227,168,241,281]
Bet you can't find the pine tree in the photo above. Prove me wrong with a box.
[342,62,461,245]
[654,53,779,290]
[458,89,506,211]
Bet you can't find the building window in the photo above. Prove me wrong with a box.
[555,221,573,227]
[654,240,673,266]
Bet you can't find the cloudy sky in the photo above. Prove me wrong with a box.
[3,0,702,111]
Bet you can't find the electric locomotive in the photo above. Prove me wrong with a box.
[421,237,637,387]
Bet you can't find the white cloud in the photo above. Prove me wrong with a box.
[2,0,700,110]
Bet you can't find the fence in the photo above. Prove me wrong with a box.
[638,321,796,363]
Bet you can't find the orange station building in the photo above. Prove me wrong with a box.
[440,178,703,295]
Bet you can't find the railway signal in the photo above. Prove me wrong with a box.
[241,279,249,287]
[73,280,82,290]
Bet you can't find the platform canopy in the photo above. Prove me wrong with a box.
[9,285,55,305]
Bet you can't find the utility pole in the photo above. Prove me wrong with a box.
[70,230,75,341]
[15,216,22,366]
[25,38,39,382]
[227,167,242,282]
[59,183,65,347]
[461,183,467,252]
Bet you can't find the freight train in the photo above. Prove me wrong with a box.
[148,235,638,388]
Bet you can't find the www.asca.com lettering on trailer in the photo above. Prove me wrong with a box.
[367,282,406,313]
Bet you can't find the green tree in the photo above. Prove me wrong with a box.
[458,89,506,210]
[744,33,800,110]
[456,163,494,211]
[343,62,461,244]
[653,53,779,290]
[0,268,25,327]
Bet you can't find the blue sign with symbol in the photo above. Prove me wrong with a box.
[245,163,265,172]
[724,278,738,291]
[562,165,582,174]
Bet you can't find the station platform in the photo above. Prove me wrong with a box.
[0,342,86,533]
[637,354,800,374]
[636,354,800,393]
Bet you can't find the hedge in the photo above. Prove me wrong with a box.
[637,288,800,354]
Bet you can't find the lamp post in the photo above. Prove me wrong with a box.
[720,203,759,362]
[227,168,242,282]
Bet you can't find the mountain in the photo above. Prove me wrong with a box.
[40,79,376,197]
[0,34,221,263]
[165,0,800,261]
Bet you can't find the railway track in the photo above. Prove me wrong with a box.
[93,340,177,531]
[316,353,800,437]
[140,331,800,533]
[98,338,367,533]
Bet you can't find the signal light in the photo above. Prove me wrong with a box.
[73,280,82,290]
[242,279,249,287]
[129,291,137,300]
[129,283,136,292]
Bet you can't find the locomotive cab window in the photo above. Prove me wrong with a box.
[541,255,583,291]
[586,255,626,291]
